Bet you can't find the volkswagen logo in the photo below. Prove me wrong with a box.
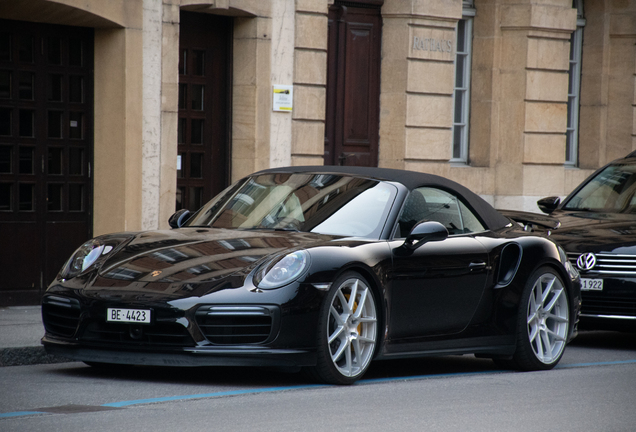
[577,253,597,271]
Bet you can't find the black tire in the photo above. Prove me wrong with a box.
[308,271,378,385]
[498,266,570,371]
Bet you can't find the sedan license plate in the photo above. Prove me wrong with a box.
[107,308,151,324]
[581,278,603,291]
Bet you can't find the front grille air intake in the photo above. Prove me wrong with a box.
[195,305,279,345]
[567,252,636,275]
[42,295,81,338]
[81,320,195,347]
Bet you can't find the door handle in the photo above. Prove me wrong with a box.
[468,262,487,272]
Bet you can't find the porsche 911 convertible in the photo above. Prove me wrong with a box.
[42,166,581,384]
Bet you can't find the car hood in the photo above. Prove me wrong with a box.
[549,210,636,254]
[84,228,341,299]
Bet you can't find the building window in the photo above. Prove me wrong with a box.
[451,2,475,164]
[566,0,585,167]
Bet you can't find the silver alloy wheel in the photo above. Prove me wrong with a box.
[327,277,377,377]
[527,272,569,364]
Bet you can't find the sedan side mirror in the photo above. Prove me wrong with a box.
[168,209,191,228]
[537,196,561,214]
[404,221,448,250]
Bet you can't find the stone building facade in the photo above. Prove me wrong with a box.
[0,0,635,304]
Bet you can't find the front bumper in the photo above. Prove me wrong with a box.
[42,336,317,367]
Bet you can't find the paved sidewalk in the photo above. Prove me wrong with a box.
[0,306,70,366]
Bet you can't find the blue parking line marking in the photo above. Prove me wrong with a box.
[0,411,46,418]
[2,359,636,420]
[101,384,329,408]
[556,359,636,368]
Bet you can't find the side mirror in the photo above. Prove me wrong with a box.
[537,196,561,214]
[403,221,448,250]
[168,209,191,228]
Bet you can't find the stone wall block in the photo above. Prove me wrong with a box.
[524,102,567,133]
[291,155,324,166]
[523,133,565,164]
[295,14,328,50]
[161,82,178,113]
[292,85,326,120]
[447,166,495,196]
[232,86,257,141]
[525,70,568,102]
[162,3,179,23]
[405,128,451,160]
[495,164,523,196]
[379,92,407,163]
[292,121,325,155]
[294,50,327,85]
[523,165,564,196]
[406,60,454,94]
[406,94,452,128]
[382,19,410,60]
[527,38,569,71]
[610,13,636,36]
[234,38,257,85]
[471,37,494,70]
[161,22,179,80]
[501,5,576,32]
[411,0,462,20]
[295,0,328,14]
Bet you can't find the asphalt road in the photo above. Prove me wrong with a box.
[1,331,635,432]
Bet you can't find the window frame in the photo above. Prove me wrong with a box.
[450,3,475,164]
[565,0,585,167]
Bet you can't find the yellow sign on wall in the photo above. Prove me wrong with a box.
[273,85,293,112]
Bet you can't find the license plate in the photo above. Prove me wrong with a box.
[581,278,603,291]
[107,308,151,324]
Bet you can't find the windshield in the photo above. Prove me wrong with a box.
[563,163,636,213]
[185,173,398,238]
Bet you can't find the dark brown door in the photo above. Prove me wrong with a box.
[0,20,94,305]
[177,11,231,212]
[324,4,381,167]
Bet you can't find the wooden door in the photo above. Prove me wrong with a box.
[0,20,94,305]
[177,11,231,212]
[325,4,381,167]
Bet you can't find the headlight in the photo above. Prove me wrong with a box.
[60,239,108,279]
[253,250,309,289]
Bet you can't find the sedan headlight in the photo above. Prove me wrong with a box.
[60,239,109,279]
[253,250,310,289]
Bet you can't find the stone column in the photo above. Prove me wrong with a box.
[379,0,461,170]
[232,14,272,180]
[291,0,329,166]
[492,0,576,210]
[94,21,144,235]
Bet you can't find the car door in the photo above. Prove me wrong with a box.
[387,187,491,339]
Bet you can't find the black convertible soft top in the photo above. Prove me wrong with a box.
[253,165,511,231]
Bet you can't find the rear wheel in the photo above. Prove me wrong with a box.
[308,271,378,385]
[497,266,570,371]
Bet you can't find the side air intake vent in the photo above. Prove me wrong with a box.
[496,243,522,287]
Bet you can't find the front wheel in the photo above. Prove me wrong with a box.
[308,271,378,385]
[499,266,570,371]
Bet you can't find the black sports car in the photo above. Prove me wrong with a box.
[42,166,580,384]
[535,151,636,331]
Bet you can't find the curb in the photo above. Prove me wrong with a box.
[0,346,71,367]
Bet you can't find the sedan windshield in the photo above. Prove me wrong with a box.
[563,163,636,213]
[185,173,398,238]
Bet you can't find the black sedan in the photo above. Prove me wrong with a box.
[536,151,636,331]
[42,166,580,384]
